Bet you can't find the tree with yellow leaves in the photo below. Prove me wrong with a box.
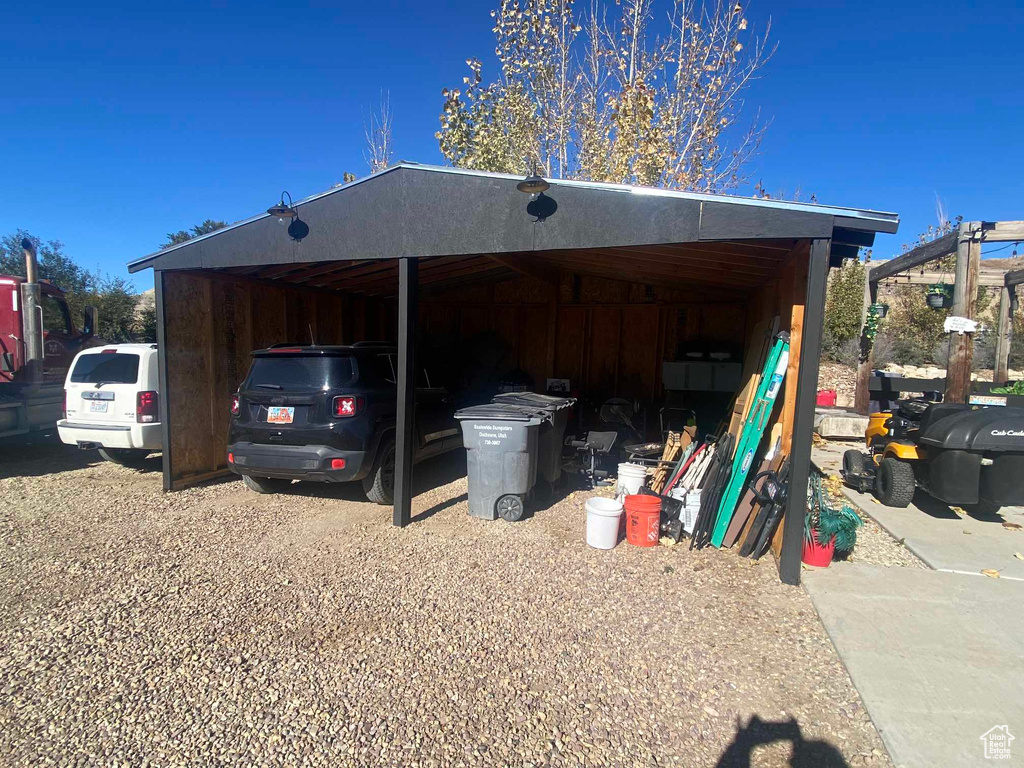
[438,0,773,192]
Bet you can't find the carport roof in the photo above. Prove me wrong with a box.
[128,164,898,278]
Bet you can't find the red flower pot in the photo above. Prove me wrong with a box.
[802,531,836,567]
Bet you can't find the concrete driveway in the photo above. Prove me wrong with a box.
[807,441,1024,767]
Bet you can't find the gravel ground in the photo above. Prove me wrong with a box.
[812,441,927,570]
[1,440,892,767]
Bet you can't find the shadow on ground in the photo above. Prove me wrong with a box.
[912,489,1007,523]
[288,450,471,511]
[0,433,164,481]
[716,715,849,767]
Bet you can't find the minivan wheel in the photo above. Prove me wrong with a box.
[98,448,151,467]
[242,474,292,494]
[363,439,395,505]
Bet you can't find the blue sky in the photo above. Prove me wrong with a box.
[3,0,1021,291]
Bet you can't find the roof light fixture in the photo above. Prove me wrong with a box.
[267,191,298,222]
[267,191,309,242]
[516,165,550,195]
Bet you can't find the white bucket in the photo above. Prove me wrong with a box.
[585,497,623,550]
[616,463,647,500]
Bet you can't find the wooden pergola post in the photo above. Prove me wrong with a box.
[854,273,878,415]
[945,223,981,404]
[998,268,1024,385]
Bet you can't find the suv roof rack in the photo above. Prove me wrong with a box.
[351,341,396,348]
[268,342,307,349]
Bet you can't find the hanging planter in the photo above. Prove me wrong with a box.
[926,283,953,309]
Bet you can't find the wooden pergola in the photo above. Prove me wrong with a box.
[855,220,1024,412]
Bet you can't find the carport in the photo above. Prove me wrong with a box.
[128,164,898,584]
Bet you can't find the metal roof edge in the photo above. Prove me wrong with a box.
[127,162,899,273]
[389,163,901,231]
[127,166,405,273]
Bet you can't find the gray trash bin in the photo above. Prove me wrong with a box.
[455,403,546,522]
[491,392,576,484]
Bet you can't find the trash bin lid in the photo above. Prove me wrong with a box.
[455,403,548,423]
[491,392,576,410]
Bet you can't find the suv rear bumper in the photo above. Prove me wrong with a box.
[57,420,162,451]
[227,442,370,483]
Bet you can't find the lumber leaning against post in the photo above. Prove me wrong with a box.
[710,333,791,548]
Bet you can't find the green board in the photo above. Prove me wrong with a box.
[711,333,790,547]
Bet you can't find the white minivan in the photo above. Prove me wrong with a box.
[58,344,161,465]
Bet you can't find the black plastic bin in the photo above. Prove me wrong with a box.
[455,403,546,522]
[491,392,576,484]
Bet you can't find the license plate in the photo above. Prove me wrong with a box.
[969,395,1007,407]
[88,401,108,413]
[267,406,294,424]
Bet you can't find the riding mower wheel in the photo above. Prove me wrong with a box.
[875,457,916,508]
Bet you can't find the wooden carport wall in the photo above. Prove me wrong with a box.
[134,164,898,585]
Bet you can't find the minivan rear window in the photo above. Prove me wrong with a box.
[70,353,140,384]
[245,356,355,392]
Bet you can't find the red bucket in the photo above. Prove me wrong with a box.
[802,531,836,567]
[624,494,661,547]
[816,389,837,407]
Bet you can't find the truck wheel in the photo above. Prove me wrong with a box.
[842,450,867,477]
[875,457,916,508]
[242,474,292,494]
[496,494,525,522]
[363,439,395,505]
[98,448,151,467]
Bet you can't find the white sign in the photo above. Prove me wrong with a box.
[944,315,978,334]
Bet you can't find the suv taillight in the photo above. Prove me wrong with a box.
[230,394,239,416]
[332,395,363,418]
[137,391,158,423]
[62,390,67,419]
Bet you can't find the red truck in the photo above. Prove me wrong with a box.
[0,240,97,440]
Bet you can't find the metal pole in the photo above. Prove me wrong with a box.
[779,238,831,586]
[20,238,43,381]
[394,257,418,527]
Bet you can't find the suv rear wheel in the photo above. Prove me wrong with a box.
[98,448,151,467]
[363,439,395,505]
[242,474,292,494]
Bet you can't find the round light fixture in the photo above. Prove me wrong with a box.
[267,191,298,221]
[516,173,550,195]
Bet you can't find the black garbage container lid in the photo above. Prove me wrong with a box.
[455,403,548,423]
[491,392,576,410]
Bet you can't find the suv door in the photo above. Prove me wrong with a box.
[415,367,457,458]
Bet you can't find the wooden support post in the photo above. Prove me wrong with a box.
[854,276,878,415]
[779,238,831,586]
[394,257,418,528]
[994,285,1013,385]
[154,270,173,492]
[945,224,981,404]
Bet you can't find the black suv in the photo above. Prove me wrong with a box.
[227,343,460,503]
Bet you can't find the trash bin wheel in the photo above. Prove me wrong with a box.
[496,494,525,522]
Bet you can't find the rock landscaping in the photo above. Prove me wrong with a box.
[0,441,891,767]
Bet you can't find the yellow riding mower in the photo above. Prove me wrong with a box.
[842,399,1024,512]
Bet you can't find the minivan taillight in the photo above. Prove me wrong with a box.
[332,395,363,418]
[230,394,239,416]
[137,391,158,423]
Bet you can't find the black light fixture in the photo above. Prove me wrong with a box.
[267,191,309,242]
[267,191,298,221]
[516,165,550,195]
